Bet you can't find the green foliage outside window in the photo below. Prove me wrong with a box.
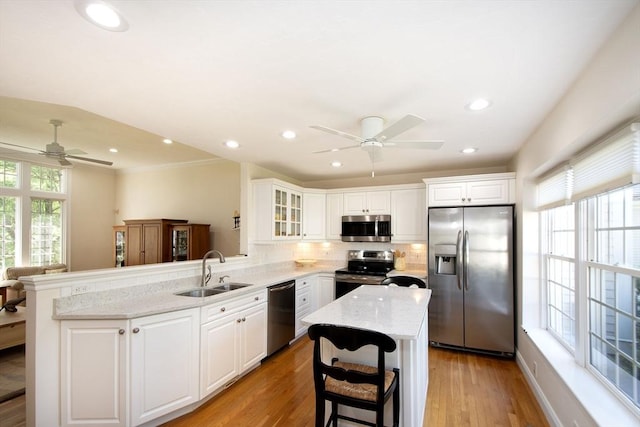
[0,160,18,188]
[30,165,62,192]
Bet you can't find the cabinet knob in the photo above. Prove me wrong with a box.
[220,307,226,312]
[237,318,241,323]
[132,327,140,334]
[242,317,246,322]
[468,198,471,202]
[254,296,259,301]
[303,298,307,302]
[118,329,125,335]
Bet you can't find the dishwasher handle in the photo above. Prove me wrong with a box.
[268,282,295,292]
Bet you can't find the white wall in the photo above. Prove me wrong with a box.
[115,159,241,257]
[511,3,640,426]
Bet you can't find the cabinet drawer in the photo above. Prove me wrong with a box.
[201,289,267,323]
[296,287,311,314]
[0,322,25,351]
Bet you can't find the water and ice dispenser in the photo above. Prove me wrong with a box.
[434,244,457,275]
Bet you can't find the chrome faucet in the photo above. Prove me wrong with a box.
[219,275,230,284]
[201,250,226,287]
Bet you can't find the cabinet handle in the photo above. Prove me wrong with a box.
[118,329,125,335]
[132,327,140,334]
[242,317,246,322]
[237,318,241,323]
[220,307,226,312]
[468,198,471,202]
[254,296,259,301]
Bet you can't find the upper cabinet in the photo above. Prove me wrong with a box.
[325,193,343,240]
[253,179,303,242]
[391,187,426,242]
[343,191,390,215]
[302,192,326,240]
[424,173,516,207]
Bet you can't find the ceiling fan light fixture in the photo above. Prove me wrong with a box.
[75,0,129,32]
[466,98,491,111]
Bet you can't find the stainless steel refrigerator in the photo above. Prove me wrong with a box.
[428,205,515,357]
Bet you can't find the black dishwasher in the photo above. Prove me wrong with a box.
[266,280,296,356]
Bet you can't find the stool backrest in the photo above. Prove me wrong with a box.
[380,276,426,288]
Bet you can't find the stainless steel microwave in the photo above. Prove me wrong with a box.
[341,215,392,242]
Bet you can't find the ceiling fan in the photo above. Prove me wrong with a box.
[310,114,443,177]
[0,119,113,166]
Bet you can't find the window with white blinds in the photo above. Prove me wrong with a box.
[536,122,639,209]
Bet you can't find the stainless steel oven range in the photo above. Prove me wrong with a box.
[334,250,394,298]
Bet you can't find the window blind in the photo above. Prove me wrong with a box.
[571,123,639,201]
[537,166,572,210]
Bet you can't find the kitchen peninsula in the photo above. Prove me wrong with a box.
[302,285,431,427]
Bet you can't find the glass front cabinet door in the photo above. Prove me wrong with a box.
[273,186,302,239]
[113,225,126,267]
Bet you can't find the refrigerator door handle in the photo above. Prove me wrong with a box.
[464,230,470,291]
[456,230,463,290]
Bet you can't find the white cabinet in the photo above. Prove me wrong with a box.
[130,308,200,426]
[295,277,316,337]
[61,308,200,427]
[61,319,128,427]
[317,274,335,308]
[424,173,516,207]
[302,191,326,240]
[343,191,390,215]
[391,188,426,242]
[200,289,267,398]
[253,179,303,241]
[325,192,343,240]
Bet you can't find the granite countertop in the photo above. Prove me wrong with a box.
[54,263,340,320]
[301,285,431,340]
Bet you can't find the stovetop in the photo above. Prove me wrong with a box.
[335,249,394,276]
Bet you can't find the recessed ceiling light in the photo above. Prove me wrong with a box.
[466,98,491,111]
[109,148,118,153]
[281,130,296,140]
[331,161,342,168]
[75,0,129,32]
[163,138,173,144]
[461,147,478,154]
[224,140,240,149]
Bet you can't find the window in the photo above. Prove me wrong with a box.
[538,121,640,412]
[0,159,67,269]
[542,203,576,350]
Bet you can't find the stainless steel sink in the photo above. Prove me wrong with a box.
[214,282,250,291]
[174,283,250,297]
[175,288,227,297]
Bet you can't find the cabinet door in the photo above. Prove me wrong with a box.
[428,182,467,206]
[142,223,161,264]
[200,314,240,398]
[343,192,368,215]
[303,192,326,240]
[289,191,302,238]
[326,193,343,240]
[60,319,128,427]
[465,179,511,205]
[391,188,426,242]
[239,303,268,372]
[366,191,391,214]
[130,308,199,426]
[317,274,335,308]
[126,224,143,266]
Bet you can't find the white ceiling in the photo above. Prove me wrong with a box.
[0,0,637,181]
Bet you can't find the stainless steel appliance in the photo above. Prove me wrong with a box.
[266,280,295,356]
[428,205,515,357]
[341,215,392,242]
[334,250,394,298]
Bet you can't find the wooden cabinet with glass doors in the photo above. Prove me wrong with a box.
[171,223,210,261]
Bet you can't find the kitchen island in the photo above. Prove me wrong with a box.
[302,285,431,427]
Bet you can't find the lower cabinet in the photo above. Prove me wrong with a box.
[295,277,316,337]
[317,274,335,308]
[60,308,200,427]
[200,289,267,399]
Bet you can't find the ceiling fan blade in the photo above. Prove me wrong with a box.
[0,140,43,153]
[58,158,73,166]
[374,114,425,141]
[313,144,361,154]
[384,140,444,150]
[310,125,363,142]
[64,148,87,155]
[66,155,113,166]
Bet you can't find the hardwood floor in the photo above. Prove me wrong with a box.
[0,337,548,427]
[163,337,549,427]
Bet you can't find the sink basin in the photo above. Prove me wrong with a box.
[175,288,226,297]
[174,283,251,297]
[213,282,251,291]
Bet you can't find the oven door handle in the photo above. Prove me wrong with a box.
[335,275,384,285]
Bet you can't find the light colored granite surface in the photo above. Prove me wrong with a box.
[54,262,342,320]
[301,285,431,340]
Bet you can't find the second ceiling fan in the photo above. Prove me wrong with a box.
[311,114,443,177]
